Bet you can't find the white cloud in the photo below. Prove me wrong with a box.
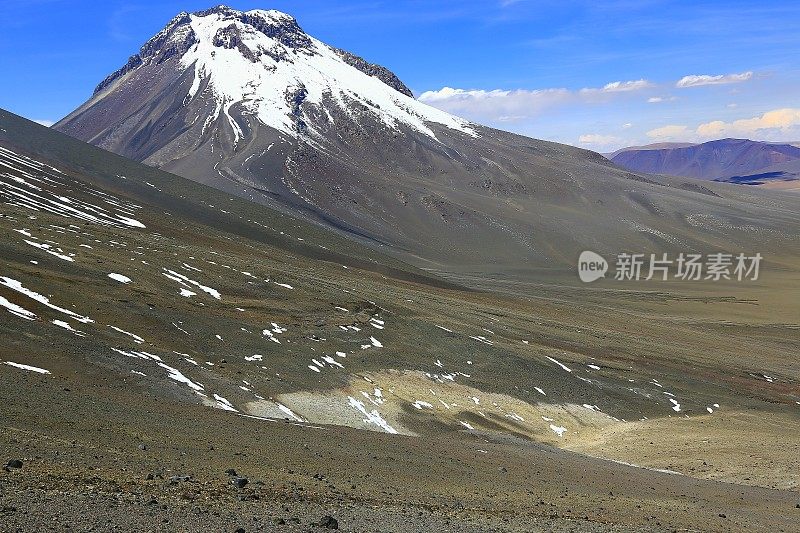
[647,96,676,103]
[33,119,55,127]
[646,108,800,142]
[417,87,571,122]
[580,79,653,94]
[646,125,692,140]
[417,87,506,103]
[497,115,527,122]
[418,79,652,123]
[696,108,800,137]
[578,134,620,146]
[622,123,633,129]
[675,71,753,88]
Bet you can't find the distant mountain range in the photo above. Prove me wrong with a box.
[608,139,800,187]
[605,143,697,159]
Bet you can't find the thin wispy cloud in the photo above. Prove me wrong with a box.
[419,79,652,123]
[646,124,692,140]
[647,96,676,103]
[676,71,753,88]
[581,79,653,93]
[417,87,572,122]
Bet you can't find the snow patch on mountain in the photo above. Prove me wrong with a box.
[177,8,476,141]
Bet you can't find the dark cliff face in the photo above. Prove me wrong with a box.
[332,48,414,97]
[94,55,144,95]
[196,6,315,51]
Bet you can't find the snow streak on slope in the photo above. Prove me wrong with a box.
[177,9,476,141]
[0,146,146,229]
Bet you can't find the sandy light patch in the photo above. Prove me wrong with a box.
[244,369,620,442]
[564,410,800,490]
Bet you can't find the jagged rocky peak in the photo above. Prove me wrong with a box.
[189,5,411,96]
[93,6,312,95]
[95,5,413,96]
[197,5,314,51]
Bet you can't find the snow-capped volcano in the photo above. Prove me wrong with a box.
[55,5,754,271]
[60,6,473,147]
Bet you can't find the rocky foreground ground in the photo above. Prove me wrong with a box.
[2,366,799,533]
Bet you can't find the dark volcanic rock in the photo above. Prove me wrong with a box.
[333,47,413,97]
[195,5,314,52]
[93,55,143,95]
[317,515,339,529]
[231,476,249,489]
[213,25,259,63]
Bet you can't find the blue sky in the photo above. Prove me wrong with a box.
[2,0,799,150]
